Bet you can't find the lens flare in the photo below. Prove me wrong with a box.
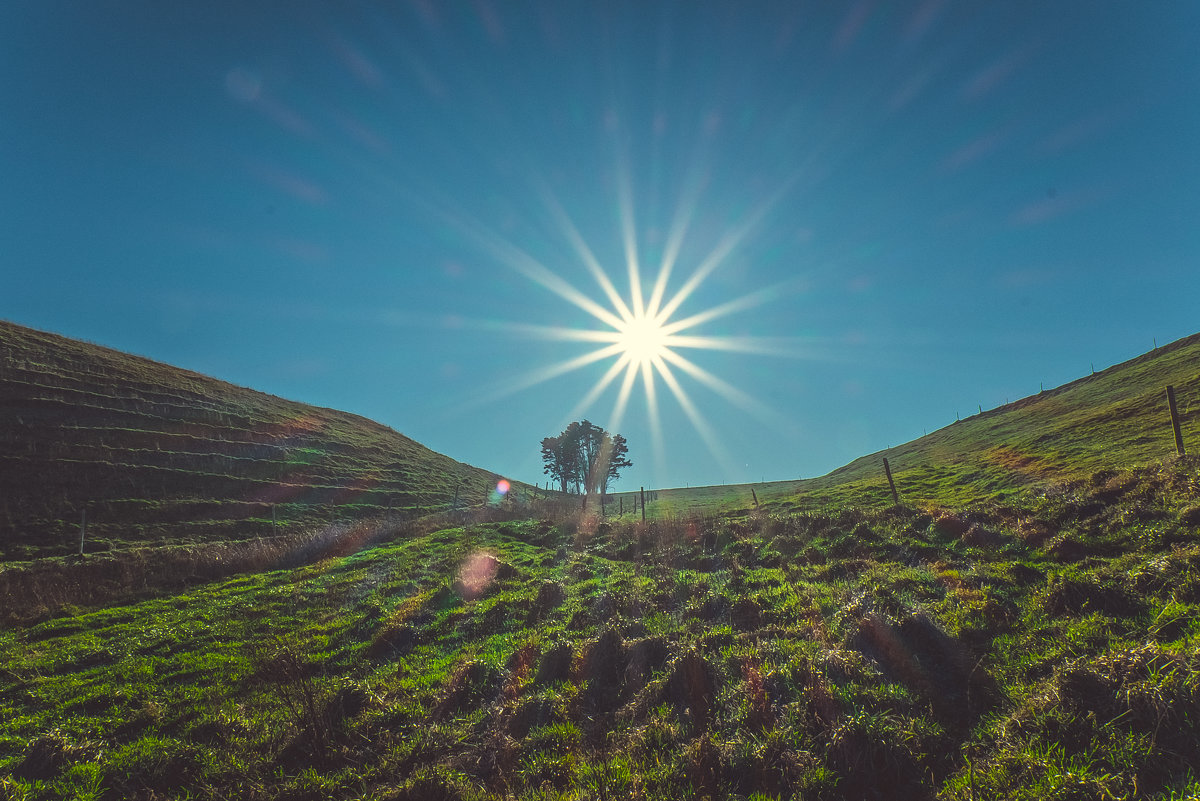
[455,550,499,601]
[496,479,510,494]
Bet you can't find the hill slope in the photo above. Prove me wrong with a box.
[632,333,1200,517]
[804,332,1200,506]
[0,320,519,559]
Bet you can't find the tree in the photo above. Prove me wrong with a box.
[540,433,577,495]
[573,420,606,495]
[540,420,632,496]
[600,433,632,496]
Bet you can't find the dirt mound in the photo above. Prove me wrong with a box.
[848,607,994,723]
[527,580,566,622]
[665,649,719,731]
[1039,574,1143,617]
[932,512,970,538]
[575,628,626,708]
[624,635,670,691]
[534,641,574,685]
[732,596,763,629]
[13,732,75,781]
[435,659,504,718]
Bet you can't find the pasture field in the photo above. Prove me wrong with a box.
[3,457,1200,799]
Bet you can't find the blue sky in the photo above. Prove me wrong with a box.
[4,1,1199,491]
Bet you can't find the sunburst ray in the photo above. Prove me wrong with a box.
[651,354,736,474]
[442,208,626,330]
[460,342,626,411]
[566,353,632,423]
[538,183,635,324]
[616,158,645,315]
[658,348,795,433]
[660,280,801,336]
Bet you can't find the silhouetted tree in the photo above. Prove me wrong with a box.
[540,433,577,495]
[541,420,632,496]
[600,433,632,496]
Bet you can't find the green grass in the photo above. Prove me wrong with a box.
[3,458,1200,799]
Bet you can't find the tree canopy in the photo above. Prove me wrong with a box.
[540,420,632,496]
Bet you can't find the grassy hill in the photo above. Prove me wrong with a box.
[2,327,1200,799]
[616,333,1200,519]
[0,320,526,560]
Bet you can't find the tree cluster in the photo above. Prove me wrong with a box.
[540,420,632,496]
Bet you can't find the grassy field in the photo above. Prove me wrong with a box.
[2,458,1199,799]
[1,320,533,560]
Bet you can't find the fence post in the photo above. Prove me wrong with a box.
[272,504,277,532]
[751,488,759,508]
[640,487,646,522]
[79,507,86,556]
[883,458,900,506]
[1167,385,1186,456]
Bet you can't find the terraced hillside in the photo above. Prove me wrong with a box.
[0,320,521,559]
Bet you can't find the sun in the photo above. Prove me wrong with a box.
[615,313,671,367]
[439,163,804,483]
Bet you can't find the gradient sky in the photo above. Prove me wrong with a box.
[4,1,1199,491]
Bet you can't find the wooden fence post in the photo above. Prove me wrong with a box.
[751,488,759,508]
[640,487,646,522]
[79,507,86,556]
[883,458,900,506]
[1167,385,1186,456]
